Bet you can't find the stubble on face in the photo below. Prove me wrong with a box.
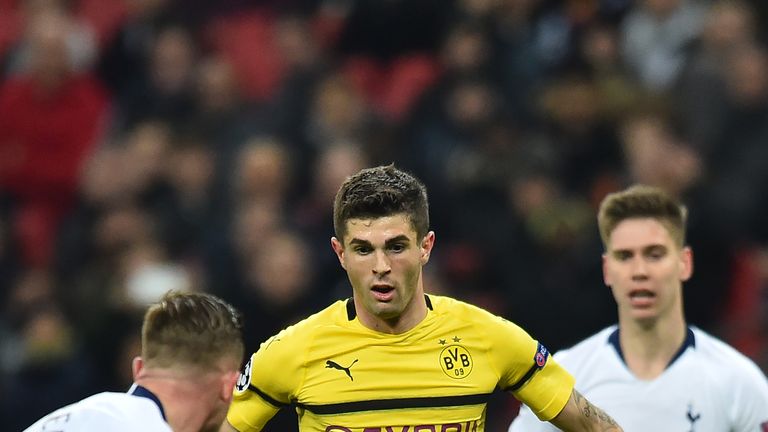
[336,215,431,333]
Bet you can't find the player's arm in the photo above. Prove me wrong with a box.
[219,420,247,432]
[548,389,623,432]
[219,420,238,432]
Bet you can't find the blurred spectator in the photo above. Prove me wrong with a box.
[335,0,451,61]
[117,24,198,130]
[0,270,98,430]
[159,133,216,259]
[707,43,768,243]
[619,110,702,198]
[305,72,373,150]
[0,203,20,301]
[579,21,645,122]
[676,0,758,156]
[268,13,332,154]
[621,0,707,92]
[3,0,98,77]
[232,136,295,210]
[97,0,174,103]
[490,0,547,120]
[0,8,109,267]
[192,55,269,228]
[534,72,623,197]
[407,76,504,233]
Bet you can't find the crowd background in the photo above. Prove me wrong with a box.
[1,0,767,430]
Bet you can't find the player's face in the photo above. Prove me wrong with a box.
[603,218,692,325]
[332,214,434,328]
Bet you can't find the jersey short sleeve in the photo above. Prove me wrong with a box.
[227,327,306,431]
[484,314,574,421]
[731,355,768,431]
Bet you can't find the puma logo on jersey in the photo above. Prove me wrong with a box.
[326,359,358,381]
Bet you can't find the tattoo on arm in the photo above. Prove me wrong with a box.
[573,390,622,431]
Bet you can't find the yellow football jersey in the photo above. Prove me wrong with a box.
[227,295,574,431]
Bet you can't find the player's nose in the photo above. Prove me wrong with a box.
[372,250,391,275]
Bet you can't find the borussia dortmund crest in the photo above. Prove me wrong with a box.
[439,343,473,379]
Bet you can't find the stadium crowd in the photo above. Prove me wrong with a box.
[1,0,767,430]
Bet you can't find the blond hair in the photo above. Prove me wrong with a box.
[141,291,244,370]
[597,185,688,249]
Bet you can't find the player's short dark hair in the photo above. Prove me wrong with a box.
[333,164,429,242]
[598,184,688,249]
[142,291,244,370]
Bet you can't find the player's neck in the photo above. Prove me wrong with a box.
[618,313,687,380]
[136,375,213,432]
[355,290,428,334]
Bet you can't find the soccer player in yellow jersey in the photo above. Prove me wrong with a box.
[220,165,622,432]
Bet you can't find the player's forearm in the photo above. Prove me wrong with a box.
[549,389,623,432]
[219,420,242,432]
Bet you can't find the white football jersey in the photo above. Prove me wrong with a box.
[23,384,172,432]
[509,326,768,432]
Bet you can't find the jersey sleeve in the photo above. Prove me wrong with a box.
[226,329,305,431]
[486,315,575,421]
[731,358,768,431]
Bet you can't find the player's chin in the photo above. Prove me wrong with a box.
[629,309,660,325]
[372,302,403,319]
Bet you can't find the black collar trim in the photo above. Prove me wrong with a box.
[345,294,433,321]
[129,384,166,420]
[608,326,696,369]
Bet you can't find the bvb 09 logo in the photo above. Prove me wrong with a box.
[440,345,473,379]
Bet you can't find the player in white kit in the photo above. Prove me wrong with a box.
[510,185,768,432]
[24,291,244,432]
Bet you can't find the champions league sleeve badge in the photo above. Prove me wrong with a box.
[534,343,549,368]
[235,356,253,393]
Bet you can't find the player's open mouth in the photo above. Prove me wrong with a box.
[371,284,395,301]
[629,289,655,307]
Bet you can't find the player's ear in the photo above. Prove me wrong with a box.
[680,246,693,281]
[132,357,144,379]
[602,254,612,286]
[331,237,346,269]
[221,370,239,401]
[420,231,435,264]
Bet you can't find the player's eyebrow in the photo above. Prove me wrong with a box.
[609,248,633,259]
[347,235,411,247]
[610,242,667,257]
[348,238,373,247]
[643,244,667,254]
[384,235,410,246]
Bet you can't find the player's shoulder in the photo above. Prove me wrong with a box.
[690,327,767,381]
[429,295,536,343]
[83,392,169,424]
[24,392,170,432]
[247,299,349,359]
[265,299,348,343]
[429,294,500,322]
[551,326,617,367]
